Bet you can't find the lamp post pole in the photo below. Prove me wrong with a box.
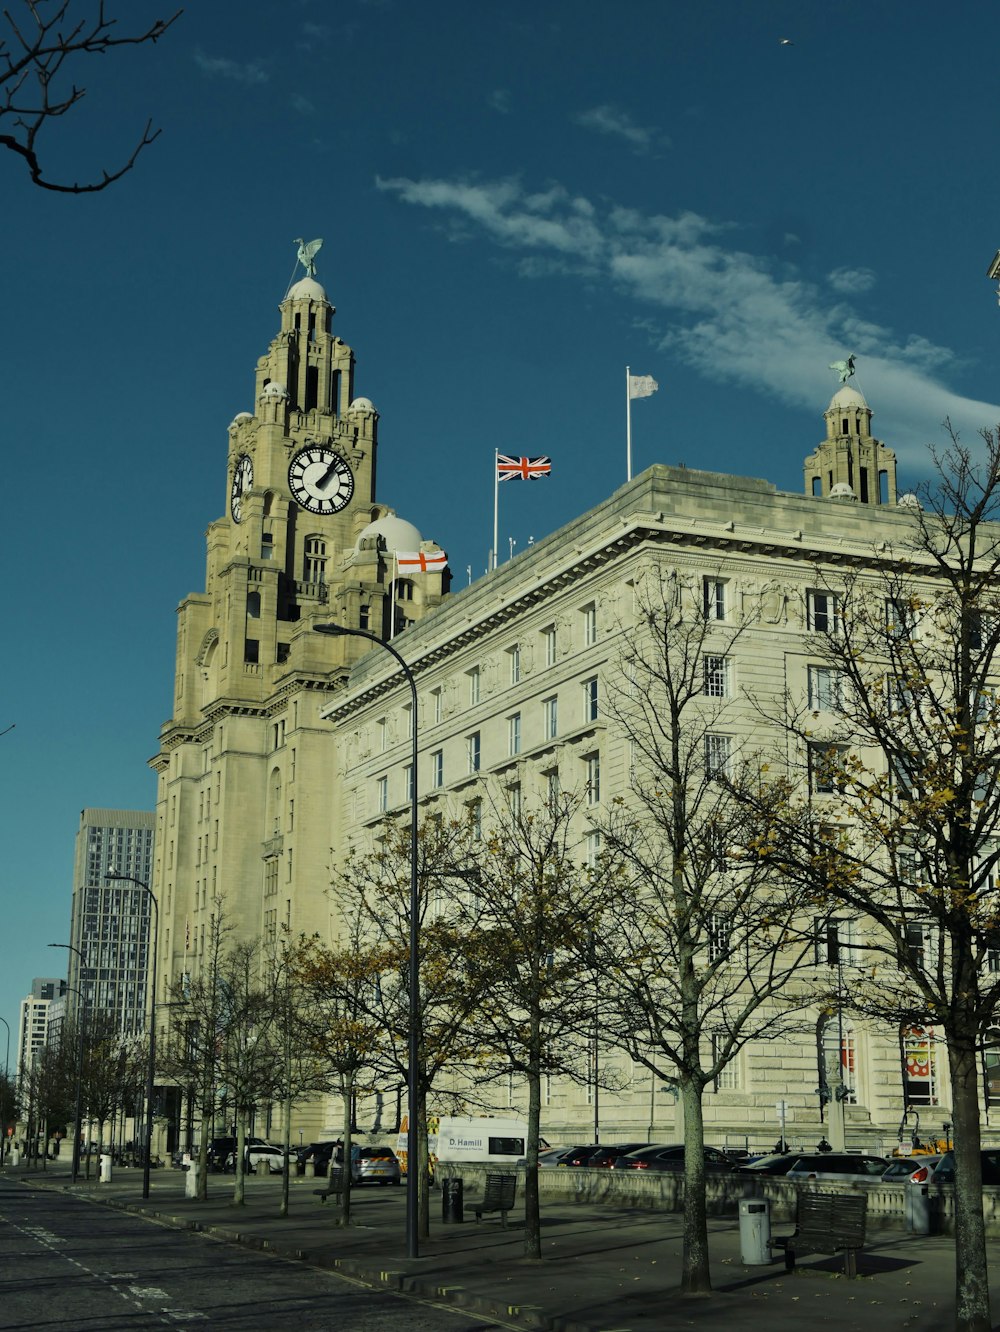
[0,1015,9,1165]
[106,873,159,1200]
[47,943,86,1182]
[314,621,421,1260]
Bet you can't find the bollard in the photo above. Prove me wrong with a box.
[9,1149,19,1167]
[441,1176,464,1224]
[99,1153,113,1184]
[184,1156,198,1198]
[738,1197,771,1264]
[906,1180,931,1234]
[305,1160,316,1179]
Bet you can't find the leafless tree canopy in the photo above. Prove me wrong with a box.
[1,2,181,193]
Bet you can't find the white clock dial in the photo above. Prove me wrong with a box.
[288,447,354,515]
[231,454,253,523]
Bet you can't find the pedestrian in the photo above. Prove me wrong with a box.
[816,1136,833,1153]
[773,1138,789,1154]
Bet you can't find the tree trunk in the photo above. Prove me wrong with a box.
[523,1038,542,1260]
[680,1078,710,1294]
[338,1082,354,1228]
[233,1114,247,1206]
[948,1025,991,1332]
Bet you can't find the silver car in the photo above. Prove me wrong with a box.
[786,1152,887,1184]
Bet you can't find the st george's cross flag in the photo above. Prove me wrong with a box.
[395,550,448,572]
[497,454,552,481]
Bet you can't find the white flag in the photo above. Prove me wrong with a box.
[628,374,658,399]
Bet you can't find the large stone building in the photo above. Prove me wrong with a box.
[153,253,981,1155]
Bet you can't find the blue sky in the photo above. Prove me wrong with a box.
[3,0,1000,1054]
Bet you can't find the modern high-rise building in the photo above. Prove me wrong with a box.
[68,809,155,1036]
[16,978,66,1087]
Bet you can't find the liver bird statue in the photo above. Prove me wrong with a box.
[294,237,323,278]
[828,354,856,384]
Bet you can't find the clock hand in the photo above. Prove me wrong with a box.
[318,459,339,487]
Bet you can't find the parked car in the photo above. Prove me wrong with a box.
[246,1143,285,1174]
[297,1141,338,1176]
[536,1147,571,1168]
[352,1145,402,1185]
[588,1143,650,1168]
[618,1144,732,1173]
[926,1150,1000,1185]
[733,1153,804,1177]
[207,1136,283,1173]
[881,1155,944,1183]
[786,1153,888,1184]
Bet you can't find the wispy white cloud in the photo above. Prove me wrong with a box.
[575,104,670,155]
[377,173,1000,464]
[194,49,269,85]
[489,88,511,114]
[291,93,316,115]
[828,266,877,295]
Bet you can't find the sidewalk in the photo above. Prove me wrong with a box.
[1,1162,975,1332]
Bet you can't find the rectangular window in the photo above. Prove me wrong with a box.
[431,750,443,789]
[468,666,481,707]
[703,656,730,699]
[403,703,413,739]
[585,829,601,868]
[431,688,443,725]
[403,764,414,801]
[582,603,597,646]
[886,597,914,639]
[467,731,481,774]
[468,798,483,840]
[378,718,388,752]
[585,754,601,805]
[508,713,521,757]
[543,695,558,740]
[509,644,521,685]
[809,742,849,794]
[809,665,844,712]
[376,776,388,813]
[707,913,731,962]
[814,916,855,965]
[546,768,560,809]
[808,590,840,634]
[712,1036,740,1091]
[261,532,274,560]
[244,638,259,664]
[508,781,522,820]
[543,625,557,667]
[703,578,727,621]
[583,676,599,722]
[704,733,732,778]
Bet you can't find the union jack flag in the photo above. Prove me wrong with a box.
[497,455,552,481]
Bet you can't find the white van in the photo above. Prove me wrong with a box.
[396,1115,540,1176]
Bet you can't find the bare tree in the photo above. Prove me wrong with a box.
[596,570,818,1294]
[738,428,1000,1332]
[456,787,623,1261]
[331,815,486,1238]
[1,2,181,193]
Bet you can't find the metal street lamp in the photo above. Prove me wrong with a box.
[47,944,86,1182]
[105,872,159,1200]
[314,621,421,1261]
[0,1014,9,1164]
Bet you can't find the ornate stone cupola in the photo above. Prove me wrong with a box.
[804,383,897,505]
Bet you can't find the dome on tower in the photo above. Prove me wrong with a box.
[286,276,328,302]
[355,513,423,553]
[348,396,377,414]
[829,482,857,501]
[828,384,869,411]
[262,380,288,399]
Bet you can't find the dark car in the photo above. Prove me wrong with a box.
[734,1153,804,1177]
[588,1143,651,1168]
[786,1153,888,1184]
[927,1150,1000,1185]
[296,1141,338,1176]
[555,1144,602,1167]
[619,1144,732,1173]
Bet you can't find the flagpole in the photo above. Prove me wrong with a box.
[626,365,633,482]
[493,449,499,572]
[390,552,398,641]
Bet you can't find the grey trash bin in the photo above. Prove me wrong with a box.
[441,1176,464,1223]
[738,1197,771,1264]
[906,1180,931,1234]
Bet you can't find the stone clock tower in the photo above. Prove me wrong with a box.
[149,252,448,1142]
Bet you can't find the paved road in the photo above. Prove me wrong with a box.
[0,1179,507,1330]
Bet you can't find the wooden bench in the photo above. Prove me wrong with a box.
[771,1191,867,1277]
[313,1166,345,1203]
[472,1171,517,1227]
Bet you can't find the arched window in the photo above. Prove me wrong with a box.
[819,1014,858,1104]
[901,1024,939,1106]
[304,536,327,584]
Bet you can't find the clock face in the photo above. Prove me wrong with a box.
[230,454,253,523]
[288,446,355,515]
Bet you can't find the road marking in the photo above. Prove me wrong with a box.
[129,1285,170,1300]
[164,1312,207,1322]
